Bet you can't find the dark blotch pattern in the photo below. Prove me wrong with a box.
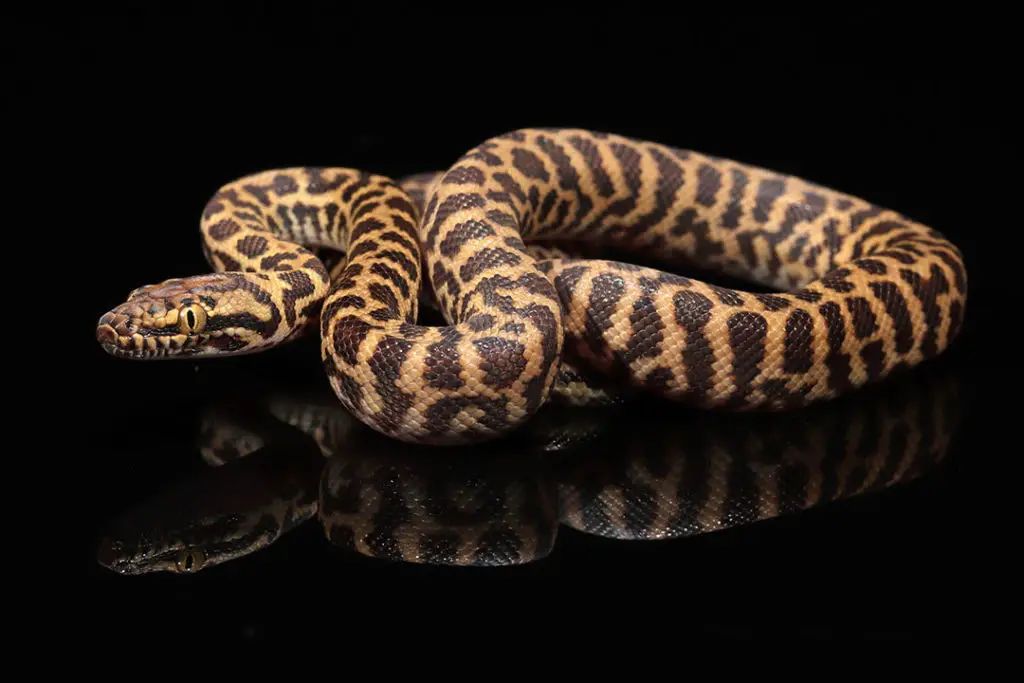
[869,281,914,354]
[784,309,814,374]
[860,340,886,381]
[624,296,664,364]
[459,248,522,283]
[818,302,853,393]
[583,273,626,357]
[236,235,269,258]
[820,268,855,293]
[846,297,878,339]
[725,312,767,407]
[423,328,464,390]
[209,219,241,241]
[367,336,415,434]
[673,291,715,403]
[511,148,550,181]
[468,314,496,331]
[440,220,496,258]
[278,270,316,326]
[901,264,949,358]
[696,164,722,207]
[473,337,528,388]
[755,293,790,311]
[444,166,486,185]
[260,252,296,270]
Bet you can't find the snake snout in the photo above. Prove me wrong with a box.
[96,311,134,352]
[96,324,117,346]
[96,536,128,573]
[97,310,134,336]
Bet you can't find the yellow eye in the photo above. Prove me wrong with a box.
[175,548,206,573]
[179,304,207,333]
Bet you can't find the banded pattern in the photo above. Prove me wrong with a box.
[96,369,958,574]
[412,128,968,416]
[558,374,960,540]
[96,129,968,445]
[318,169,563,444]
[401,171,628,408]
[319,438,559,567]
[96,168,364,359]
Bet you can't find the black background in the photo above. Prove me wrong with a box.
[16,10,991,640]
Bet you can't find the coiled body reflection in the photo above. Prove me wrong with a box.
[97,370,960,573]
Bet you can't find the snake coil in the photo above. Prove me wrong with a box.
[96,129,967,445]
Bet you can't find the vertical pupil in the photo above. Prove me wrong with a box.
[186,310,196,329]
[185,554,194,570]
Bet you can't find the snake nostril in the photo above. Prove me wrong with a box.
[109,313,132,336]
[95,537,124,570]
[96,324,118,345]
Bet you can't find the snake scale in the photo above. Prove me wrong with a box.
[96,129,968,445]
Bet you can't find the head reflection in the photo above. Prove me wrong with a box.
[97,369,960,573]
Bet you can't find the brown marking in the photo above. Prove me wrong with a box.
[208,219,242,241]
[725,311,767,407]
[856,258,888,275]
[696,164,722,207]
[566,134,615,197]
[901,264,949,358]
[582,272,626,357]
[236,235,270,258]
[369,262,410,299]
[673,290,715,403]
[755,293,790,311]
[348,240,378,259]
[367,335,415,433]
[783,309,814,374]
[845,297,879,339]
[473,337,528,388]
[444,165,486,185]
[511,148,550,181]
[624,295,664,364]
[818,301,853,393]
[278,270,316,327]
[423,327,464,390]
[860,340,886,381]
[458,247,522,283]
[439,220,496,258]
[721,168,749,229]
[869,280,915,354]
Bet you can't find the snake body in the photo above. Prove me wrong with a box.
[96,129,967,444]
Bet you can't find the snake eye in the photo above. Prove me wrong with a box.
[175,548,206,573]
[179,304,207,334]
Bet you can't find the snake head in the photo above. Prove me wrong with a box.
[96,536,209,576]
[96,273,280,359]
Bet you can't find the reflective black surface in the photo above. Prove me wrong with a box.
[92,358,966,577]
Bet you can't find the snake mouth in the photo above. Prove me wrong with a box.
[96,321,200,359]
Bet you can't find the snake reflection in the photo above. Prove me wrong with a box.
[96,369,962,573]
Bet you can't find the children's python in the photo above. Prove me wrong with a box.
[95,128,968,445]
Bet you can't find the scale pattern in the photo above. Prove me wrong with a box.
[95,369,959,573]
[95,129,967,445]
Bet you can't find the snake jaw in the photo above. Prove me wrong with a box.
[96,274,267,359]
[96,536,206,575]
[96,308,203,359]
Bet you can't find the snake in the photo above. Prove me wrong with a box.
[95,128,968,445]
[95,367,960,574]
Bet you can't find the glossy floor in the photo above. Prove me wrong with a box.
[87,333,973,579]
